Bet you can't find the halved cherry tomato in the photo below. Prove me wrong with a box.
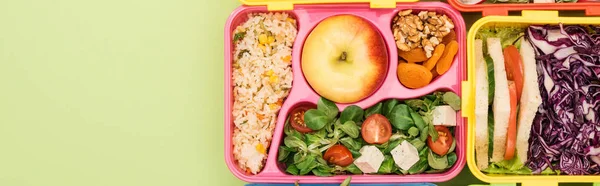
[427,126,453,156]
[505,81,518,160]
[503,45,524,101]
[361,114,392,145]
[290,105,316,133]
[323,144,353,167]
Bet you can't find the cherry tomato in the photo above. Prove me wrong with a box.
[323,144,353,167]
[505,81,518,160]
[503,45,524,101]
[361,114,392,145]
[427,126,453,156]
[290,105,315,133]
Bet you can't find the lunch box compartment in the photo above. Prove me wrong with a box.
[225,2,467,184]
[447,0,600,16]
[462,10,600,186]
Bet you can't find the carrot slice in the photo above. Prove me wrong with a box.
[436,40,458,75]
[504,81,517,160]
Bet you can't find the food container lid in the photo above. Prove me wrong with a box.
[461,10,600,186]
[238,0,417,10]
[246,183,437,186]
[447,0,600,16]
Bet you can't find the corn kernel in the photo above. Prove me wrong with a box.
[265,70,274,76]
[282,55,292,64]
[258,45,266,53]
[269,75,278,84]
[256,144,266,154]
[267,36,275,44]
[258,34,268,44]
[269,103,278,110]
[286,18,294,23]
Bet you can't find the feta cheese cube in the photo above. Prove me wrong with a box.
[391,140,420,170]
[353,145,384,174]
[432,105,456,126]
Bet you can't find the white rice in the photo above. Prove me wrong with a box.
[231,12,297,174]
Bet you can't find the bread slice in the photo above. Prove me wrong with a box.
[474,39,489,170]
[516,39,542,164]
[487,38,511,163]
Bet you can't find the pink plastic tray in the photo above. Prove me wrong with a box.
[224,2,466,184]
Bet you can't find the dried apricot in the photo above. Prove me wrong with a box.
[398,48,428,63]
[423,44,445,71]
[442,30,456,45]
[397,63,433,89]
[436,40,458,75]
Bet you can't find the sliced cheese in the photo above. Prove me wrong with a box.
[516,39,543,164]
[487,37,511,163]
[474,39,489,170]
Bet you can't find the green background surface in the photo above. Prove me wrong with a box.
[0,0,591,185]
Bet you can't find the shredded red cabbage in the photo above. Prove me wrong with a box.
[526,24,600,175]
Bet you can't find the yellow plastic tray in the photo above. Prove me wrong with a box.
[462,10,600,186]
[238,0,416,10]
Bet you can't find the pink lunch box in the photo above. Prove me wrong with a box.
[224,2,467,184]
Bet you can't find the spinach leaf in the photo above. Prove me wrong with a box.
[304,109,330,130]
[286,164,299,175]
[340,105,364,124]
[284,117,293,136]
[316,156,328,166]
[420,126,429,142]
[442,92,462,111]
[448,138,456,153]
[447,152,457,169]
[382,99,399,118]
[428,150,448,170]
[312,168,333,177]
[349,148,361,158]
[405,99,425,111]
[293,152,306,164]
[278,146,292,162]
[340,177,352,186]
[300,163,319,175]
[364,102,383,118]
[340,121,360,138]
[317,98,339,119]
[389,104,414,130]
[410,108,426,131]
[485,55,495,105]
[346,164,362,174]
[425,113,439,141]
[408,160,428,174]
[409,138,426,151]
[378,155,396,174]
[305,133,322,145]
[383,139,404,154]
[297,155,316,174]
[284,135,307,150]
[408,126,419,137]
[340,137,362,151]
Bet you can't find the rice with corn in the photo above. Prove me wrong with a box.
[231,12,297,174]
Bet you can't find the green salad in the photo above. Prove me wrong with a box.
[278,91,462,176]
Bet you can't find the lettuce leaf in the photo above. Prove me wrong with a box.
[476,27,525,54]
